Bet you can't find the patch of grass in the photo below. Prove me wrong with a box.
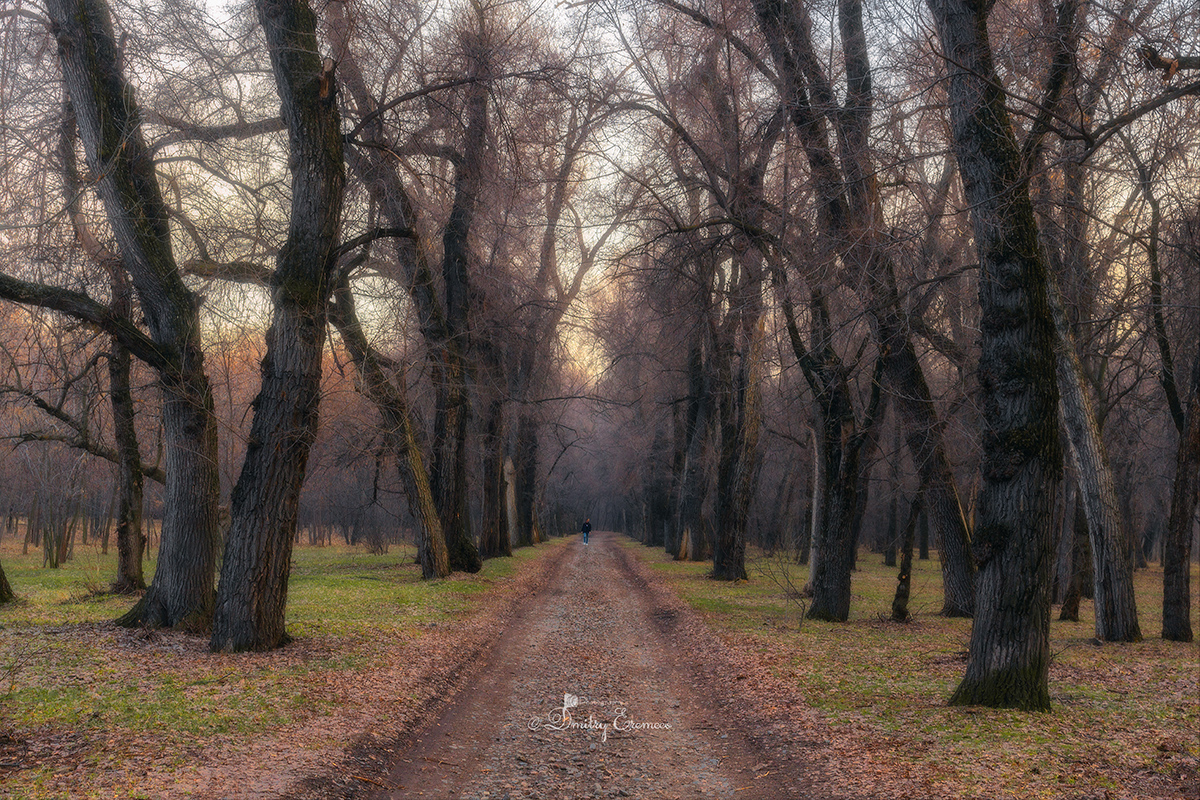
[0,534,564,797]
[626,539,1200,799]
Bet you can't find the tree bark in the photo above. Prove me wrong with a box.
[712,315,763,581]
[210,0,346,652]
[1050,285,1141,641]
[328,280,450,579]
[806,383,862,621]
[677,338,713,562]
[748,0,976,617]
[1163,357,1199,642]
[1059,494,1092,621]
[108,274,147,594]
[892,491,924,622]
[59,99,146,594]
[48,0,221,631]
[512,413,540,548]
[931,0,1062,711]
[480,398,512,558]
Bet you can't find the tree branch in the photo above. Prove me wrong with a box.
[0,272,175,373]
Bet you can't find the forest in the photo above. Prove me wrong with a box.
[0,0,1196,792]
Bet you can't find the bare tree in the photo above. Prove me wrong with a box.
[929,0,1062,711]
[209,0,347,652]
[30,0,221,630]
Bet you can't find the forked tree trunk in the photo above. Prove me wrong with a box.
[806,363,878,621]
[329,0,480,574]
[931,0,1062,711]
[1050,285,1141,642]
[750,0,975,617]
[49,0,220,631]
[1163,358,1199,642]
[209,0,346,652]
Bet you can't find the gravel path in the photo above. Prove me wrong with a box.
[377,532,799,799]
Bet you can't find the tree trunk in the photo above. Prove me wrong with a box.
[118,382,220,630]
[677,340,712,562]
[1050,284,1141,641]
[1059,495,1092,621]
[330,0,480,574]
[328,281,451,580]
[884,466,899,568]
[806,377,865,621]
[108,271,146,594]
[513,413,539,548]
[210,0,345,652]
[713,311,763,581]
[892,492,924,622]
[0,559,13,604]
[49,0,221,631]
[480,398,511,558]
[750,0,975,616]
[931,0,1062,711]
[1163,357,1199,642]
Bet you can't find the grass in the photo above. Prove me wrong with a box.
[625,540,1200,799]
[0,532,560,799]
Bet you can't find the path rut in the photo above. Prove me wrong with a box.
[376,531,801,799]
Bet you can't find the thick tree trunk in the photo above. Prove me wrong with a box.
[210,0,345,652]
[931,0,1062,711]
[713,312,763,581]
[712,393,752,579]
[49,0,220,630]
[1163,358,1199,642]
[806,385,865,621]
[119,382,220,630]
[1050,285,1141,641]
[436,367,482,574]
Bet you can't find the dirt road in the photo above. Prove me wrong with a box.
[374,532,803,799]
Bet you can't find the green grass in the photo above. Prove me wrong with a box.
[626,540,1200,798]
[0,533,562,798]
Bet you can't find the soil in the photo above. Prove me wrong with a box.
[322,531,810,799]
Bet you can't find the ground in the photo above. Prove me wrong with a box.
[1,531,1197,799]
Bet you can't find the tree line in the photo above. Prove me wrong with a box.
[0,0,1195,710]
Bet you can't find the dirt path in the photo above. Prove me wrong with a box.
[373,532,803,800]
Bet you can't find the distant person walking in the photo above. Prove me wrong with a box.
[581,519,591,545]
